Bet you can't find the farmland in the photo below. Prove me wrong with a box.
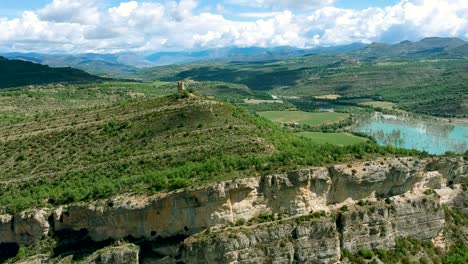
[258,111,349,126]
[296,132,367,146]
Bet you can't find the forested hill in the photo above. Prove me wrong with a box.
[0,56,103,88]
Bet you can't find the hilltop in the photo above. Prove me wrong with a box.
[0,57,103,88]
[0,88,421,214]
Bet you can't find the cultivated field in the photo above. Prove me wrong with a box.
[314,94,342,100]
[296,132,366,146]
[258,111,349,126]
[358,100,397,110]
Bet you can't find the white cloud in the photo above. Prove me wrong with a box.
[301,0,468,45]
[37,0,100,24]
[226,0,336,10]
[0,0,466,53]
[238,12,284,18]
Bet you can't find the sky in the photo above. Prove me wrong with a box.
[0,0,467,53]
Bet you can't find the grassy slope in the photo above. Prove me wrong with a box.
[0,95,272,212]
[0,81,271,127]
[0,85,422,214]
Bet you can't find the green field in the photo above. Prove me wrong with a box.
[296,132,366,146]
[359,100,396,110]
[258,111,349,126]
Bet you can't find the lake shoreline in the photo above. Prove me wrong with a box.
[352,112,468,155]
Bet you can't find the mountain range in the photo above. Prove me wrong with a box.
[0,56,102,88]
[353,37,467,60]
[1,43,367,76]
[1,37,466,90]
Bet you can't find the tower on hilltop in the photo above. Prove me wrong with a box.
[177,81,186,93]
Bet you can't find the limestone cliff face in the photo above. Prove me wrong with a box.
[0,209,50,245]
[52,167,333,242]
[183,217,340,264]
[178,196,445,264]
[49,157,464,244]
[14,243,139,264]
[0,157,466,263]
[338,197,444,252]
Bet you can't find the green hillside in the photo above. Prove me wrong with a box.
[0,87,421,214]
[0,57,102,88]
[445,43,468,58]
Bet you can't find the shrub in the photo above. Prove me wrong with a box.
[444,245,468,264]
[358,248,375,259]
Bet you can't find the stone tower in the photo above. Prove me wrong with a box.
[177,81,186,93]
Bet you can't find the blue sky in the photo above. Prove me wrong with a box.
[0,0,400,17]
[0,0,466,53]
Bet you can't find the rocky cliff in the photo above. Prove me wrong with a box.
[183,215,340,264]
[1,157,466,263]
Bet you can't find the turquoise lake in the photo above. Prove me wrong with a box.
[353,113,468,155]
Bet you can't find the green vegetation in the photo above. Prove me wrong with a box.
[273,59,468,117]
[0,57,102,88]
[0,81,272,127]
[296,132,366,146]
[178,81,272,103]
[343,203,468,264]
[138,41,468,117]
[358,100,397,110]
[0,81,169,127]
[1,39,464,213]
[258,111,349,126]
[341,238,466,264]
[0,88,424,214]
[241,101,295,112]
[444,246,468,264]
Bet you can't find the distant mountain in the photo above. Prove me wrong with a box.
[354,37,467,60]
[146,44,367,65]
[2,53,141,77]
[2,44,367,73]
[443,43,468,58]
[5,38,463,74]
[0,56,102,88]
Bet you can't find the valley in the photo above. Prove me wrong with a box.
[0,36,467,264]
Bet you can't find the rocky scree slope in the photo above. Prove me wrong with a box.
[1,157,467,263]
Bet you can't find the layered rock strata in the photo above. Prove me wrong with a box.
[0,157,466,263]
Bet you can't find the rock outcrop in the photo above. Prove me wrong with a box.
[178,195,447,264]
[49,157,464,243]
[13,243,139,264]
[0,209,50,245]
[84,243,140,264]
[0,157,466,263]
[183,216,340,264]
[338,196,444,252]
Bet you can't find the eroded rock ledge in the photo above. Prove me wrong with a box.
[1,157,467,263]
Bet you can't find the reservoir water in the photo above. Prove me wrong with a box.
[353,113,468,155]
